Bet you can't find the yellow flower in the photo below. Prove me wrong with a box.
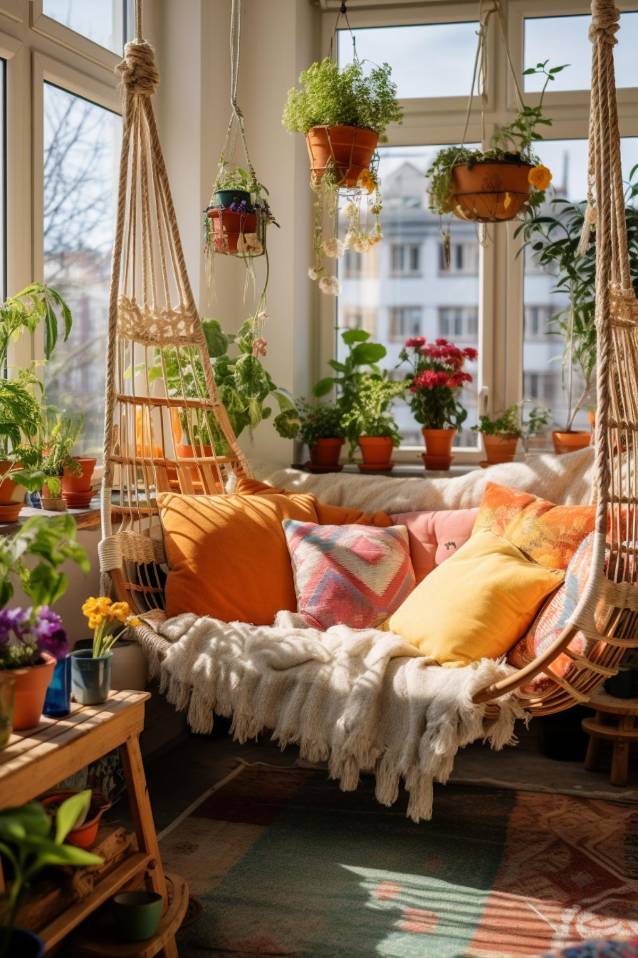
[129,617,141,628]
[528,164,552,191]
[357,169,376,194]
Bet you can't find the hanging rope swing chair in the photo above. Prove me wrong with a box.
[101,0,638,721]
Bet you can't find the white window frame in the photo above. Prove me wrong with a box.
[318,0,638,464]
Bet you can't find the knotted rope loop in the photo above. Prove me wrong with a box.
[589,0,620,44]
[116,39,159,98]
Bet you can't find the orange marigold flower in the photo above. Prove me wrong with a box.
[357,169,376,194]
[528,164,552,190]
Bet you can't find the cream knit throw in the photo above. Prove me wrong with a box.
[157,611,526,822]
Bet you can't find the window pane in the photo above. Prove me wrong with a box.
[523,138,638,451]
[43,84,121,458]
[338,22,479,99]
[524,11,638,92]
[43,0,126,53]
[0,61,5,307]
[337,145,480,449]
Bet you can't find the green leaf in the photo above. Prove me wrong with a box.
[54,790,92,845]
[0,803,50,842]
[350,342,387,366]
[341,328,370,346]
[202,319,229,358]
[313,377,334,398]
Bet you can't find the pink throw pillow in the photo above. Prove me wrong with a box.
[283,520,415,630]
[390,508,479,582]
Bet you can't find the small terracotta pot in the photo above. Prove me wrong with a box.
[306,125,379,187]
[207,207,258,254]
[452,161,532,222]
[358,436,394,473]
[309,438,344,471]
[552,430,592,455]
[42,789,111,849]
[41,483,67,512]
[483,434,519,465]
[0,460,24,522]
[12,653,56,730]
[421,428,456,471]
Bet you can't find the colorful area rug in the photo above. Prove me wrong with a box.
[160,763,638,958]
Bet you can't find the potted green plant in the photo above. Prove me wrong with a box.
[283,57,401,292]
[427,62,565,224]
[0,515,88,730]
[0,792,103,958]
[204,162,277,257]
[72,596,139,706]
[295,402,345,472]
[0,373,45,522]
[35,412,83,511]
[473,404,551,464]
[41,789,111,850]
[400,336,477,471]
[341,374,404,472]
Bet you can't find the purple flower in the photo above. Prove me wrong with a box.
[0,607,29,646]
[32,606,68,661]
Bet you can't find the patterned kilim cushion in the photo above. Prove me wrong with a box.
[508,532,593,689]
[283,520,415,630]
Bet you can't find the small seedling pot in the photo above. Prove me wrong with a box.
[42,789,111,849]
[309,438,344,471]
[71,650,112,706]
[552,430,591,455]
[41,482,67,512]
[111,890,163,942]
[483,434,519,465]
[61,457,97,508]
[358,436,394,473]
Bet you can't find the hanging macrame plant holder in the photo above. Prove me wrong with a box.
[204,0,276,260]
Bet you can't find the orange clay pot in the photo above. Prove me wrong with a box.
[42,790,111,849]
[41,483,67,511]
[421,428,456,471]
[309,438,344,471]
[305,125,379,187]
[0,461,23,523]
[12,653,56,730]
[483,434,519,465]
[61,457,97,509]
[358,436,394,473]
[452,161,532,222]
[552,430,592,455]
[207,208,257,254]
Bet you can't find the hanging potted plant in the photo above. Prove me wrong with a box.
[72,597,140,706]
[473,403,550,465]
[282,56,402,293]
[427,61,565,224]
[204,162,277,258]
[400,336,476,471]
[0,515,88,729]
[341,374,404,472]
[0,793,103,958]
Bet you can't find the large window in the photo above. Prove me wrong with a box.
[42,1,127,53]
[42,85,120,458]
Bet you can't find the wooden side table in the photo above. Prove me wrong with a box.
[582,689,638,786]
[0,690,188,956]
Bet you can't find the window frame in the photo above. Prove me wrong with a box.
[318,0,638,463]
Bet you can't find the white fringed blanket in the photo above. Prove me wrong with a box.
[157,611,527,822]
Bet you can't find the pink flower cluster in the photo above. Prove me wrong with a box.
[404,337,477,393]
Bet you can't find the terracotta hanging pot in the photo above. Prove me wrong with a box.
[207,207,258,255]
[12,653,56,730]
[358,436,394,473]
[482,434,519,466]
[0,461,24,523]
[309,438,344,472]
[452,160,532,222]
[552,430,592,455]
[61,457,97,509]
[421,428,456,471]
[306,125,379,187]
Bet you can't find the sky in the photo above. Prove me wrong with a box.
[43,0,123,53]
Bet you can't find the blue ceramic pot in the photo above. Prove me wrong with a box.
[70,650,112,706]
[0,927,45,957]
[43,656,71,717]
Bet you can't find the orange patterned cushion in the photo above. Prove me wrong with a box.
[473,482,595,570]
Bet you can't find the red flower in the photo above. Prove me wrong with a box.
[435,338,449,346]
[405,336,426,348]
[463,347,478,361]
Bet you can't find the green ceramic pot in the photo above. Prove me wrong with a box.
[70,650,112,706]
[214,188,252,210]
[111,891,163,942]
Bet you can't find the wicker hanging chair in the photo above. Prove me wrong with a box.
[101,0,638,719]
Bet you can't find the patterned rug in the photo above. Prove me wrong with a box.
[160,763,638,958]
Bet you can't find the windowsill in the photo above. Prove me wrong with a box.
[1,500,101,535]
[293,463,480,478]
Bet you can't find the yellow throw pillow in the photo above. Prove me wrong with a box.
[387,530,564,666]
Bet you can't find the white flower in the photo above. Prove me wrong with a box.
[344,230,357,249]
[354,237,371,253]
[321,237,344,258]
[319,275,340,296]
[308,266,321,281]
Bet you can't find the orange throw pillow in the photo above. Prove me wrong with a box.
[159,491,319,624]
[473,481,594,570]
[234,476,392,528]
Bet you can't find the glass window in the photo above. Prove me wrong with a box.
[43,84,121,458]
[337,145,480,448]
[522,137,638,450]
[43,0,127,54]
[338,21,479,99]
[0,61,5,310]
[524,11,638,92]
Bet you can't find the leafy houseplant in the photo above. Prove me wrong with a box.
[204,161,278,258]
[473,403,550,464]
[341,375,404,472]
[71,597,139,706]
[283,57,402,294]
[34,412,83,511]
[0,515,88,730]
[427,62,565,224]
[0,792,103,958]
[400,336,477,471]
[296,403,345,471]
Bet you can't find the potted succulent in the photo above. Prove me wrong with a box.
[400,336,477,471]
[72,597,139,706]
[204,162,277,257]
[282,57,402,293]
[473,403,550,465]
[0,792,102,958]
[0,515,88,729]
[427,62,565,224]
[341,374,404,472]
